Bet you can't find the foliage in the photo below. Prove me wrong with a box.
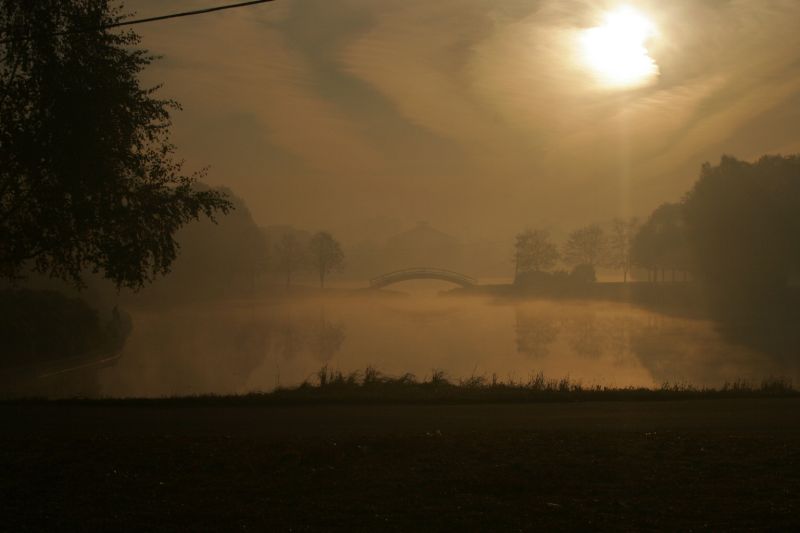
[683,155,800,292]
[562,224,606,268]
[83,367,795,404]
[0,1,230,289]
[513,229,559,277]
[274,233,306,286]
[513,264,595,292]
[308,231,344,288]
[569,263,596,283]
[0,289,130,367]
[143,186,267,300]
[632,203,689,278]
[608,217,639,282]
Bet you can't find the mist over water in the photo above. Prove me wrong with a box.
[76,282,796,398]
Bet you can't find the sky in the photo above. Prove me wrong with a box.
[131,0,800,243]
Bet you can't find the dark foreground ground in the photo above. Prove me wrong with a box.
[2,399,799,531]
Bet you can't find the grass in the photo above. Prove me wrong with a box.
[3,366,796,405]
[279,366,798,403]
[3,369,799,530]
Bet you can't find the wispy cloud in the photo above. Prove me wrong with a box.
[130,0,800,237]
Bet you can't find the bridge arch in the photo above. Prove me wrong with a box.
[369,268,477,289]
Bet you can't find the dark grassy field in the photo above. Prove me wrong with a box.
[2,397,800,531]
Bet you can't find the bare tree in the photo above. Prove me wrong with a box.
[514,229,559,277]
[608,217,639,282]
[563,224,607,269]
[309,231,344,288]
[274,233,306,287]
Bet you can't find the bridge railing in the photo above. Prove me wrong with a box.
[369,267,478,288]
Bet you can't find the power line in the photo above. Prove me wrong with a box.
[0,0,277,44]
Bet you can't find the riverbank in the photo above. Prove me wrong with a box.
[451,281,713,319]
[2,398,798,531]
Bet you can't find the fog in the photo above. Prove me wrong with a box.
[7,283,786,398]
[8,3,800,530]
[5,1,800,399]
[129,0,800,243]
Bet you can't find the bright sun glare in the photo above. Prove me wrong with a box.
[581,5,659,88]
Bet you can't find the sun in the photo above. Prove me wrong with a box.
[580,5,659,88]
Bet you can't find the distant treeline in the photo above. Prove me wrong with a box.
[514,154,800,302]
[115,186,346,302]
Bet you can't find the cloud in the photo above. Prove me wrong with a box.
[149,11,383,174]
[129,0,800,237]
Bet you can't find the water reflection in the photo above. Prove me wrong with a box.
[11,293,800,398]
[514,309,559,359]
[307,310,346,363]
[565,313,605,359]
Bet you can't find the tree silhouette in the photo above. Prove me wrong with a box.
[513,229,559,278]
[0,1,230,288]
[683,155,800,292]
[562,224,606,269]
[150,187,268,299]
[308,231,344,288]
[274,233,306,287]
[608,218,639,282]
[632,203,689,282]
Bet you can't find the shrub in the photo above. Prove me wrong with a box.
[0,290,131,368]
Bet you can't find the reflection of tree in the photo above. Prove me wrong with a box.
[631,325,671,363]
[628,317,778,387]
[604,315,639,365]
[270,309,347,363]
[232,323,268,378]
[515,309,560,358]
[309,310,346,363]
[566,314,605,359]
[274,322,305,361]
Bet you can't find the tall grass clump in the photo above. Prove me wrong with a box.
[9,367,797,406]
[257,366,798,405]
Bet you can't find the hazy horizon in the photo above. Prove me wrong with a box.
[128,0,800,244]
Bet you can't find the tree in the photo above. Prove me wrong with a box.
[308,231,344,288]
[569,263,596,283]
[683,155,800,292]
[562,224,606,269]
[632,203,689,282]
[608,217,639,282]
[274,233,306,287]
[0,1,230,289]
[145,187,268,300]
[513,229,559,277]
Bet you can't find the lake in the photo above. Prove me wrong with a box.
[90,281,799,397]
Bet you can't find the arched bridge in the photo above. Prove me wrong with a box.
[369,268,478,289]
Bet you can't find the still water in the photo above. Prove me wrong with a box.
[91,282,799,397]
